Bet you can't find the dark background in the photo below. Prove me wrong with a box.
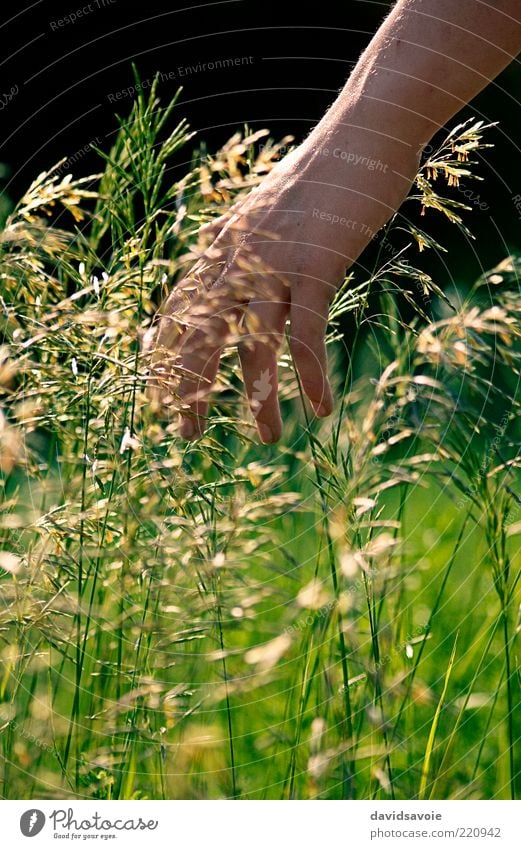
[1,0,520,290]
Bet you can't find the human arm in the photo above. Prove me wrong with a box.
[145,0,521,443]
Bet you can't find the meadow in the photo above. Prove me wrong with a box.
[0,75,519,800]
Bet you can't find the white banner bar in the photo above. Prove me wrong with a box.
[3,800,520,848]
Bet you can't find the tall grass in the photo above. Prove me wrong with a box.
[0,75,519,799]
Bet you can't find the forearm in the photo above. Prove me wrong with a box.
[150,1,521,441]
[278,0,521,261]
[311,0,521,154]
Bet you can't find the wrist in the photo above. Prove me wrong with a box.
[301,119,420,216]
[283,121,420,263]
[305,94,423,174]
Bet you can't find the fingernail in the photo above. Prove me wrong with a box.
[258,423,274,444]
[311,399,332,417]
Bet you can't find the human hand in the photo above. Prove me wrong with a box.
[144,132,419,443]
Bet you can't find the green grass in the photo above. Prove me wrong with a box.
[0,73,519,800]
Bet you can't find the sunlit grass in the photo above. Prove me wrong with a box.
[0,74,519,800]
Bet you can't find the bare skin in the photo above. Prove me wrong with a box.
[145,0,521,443]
